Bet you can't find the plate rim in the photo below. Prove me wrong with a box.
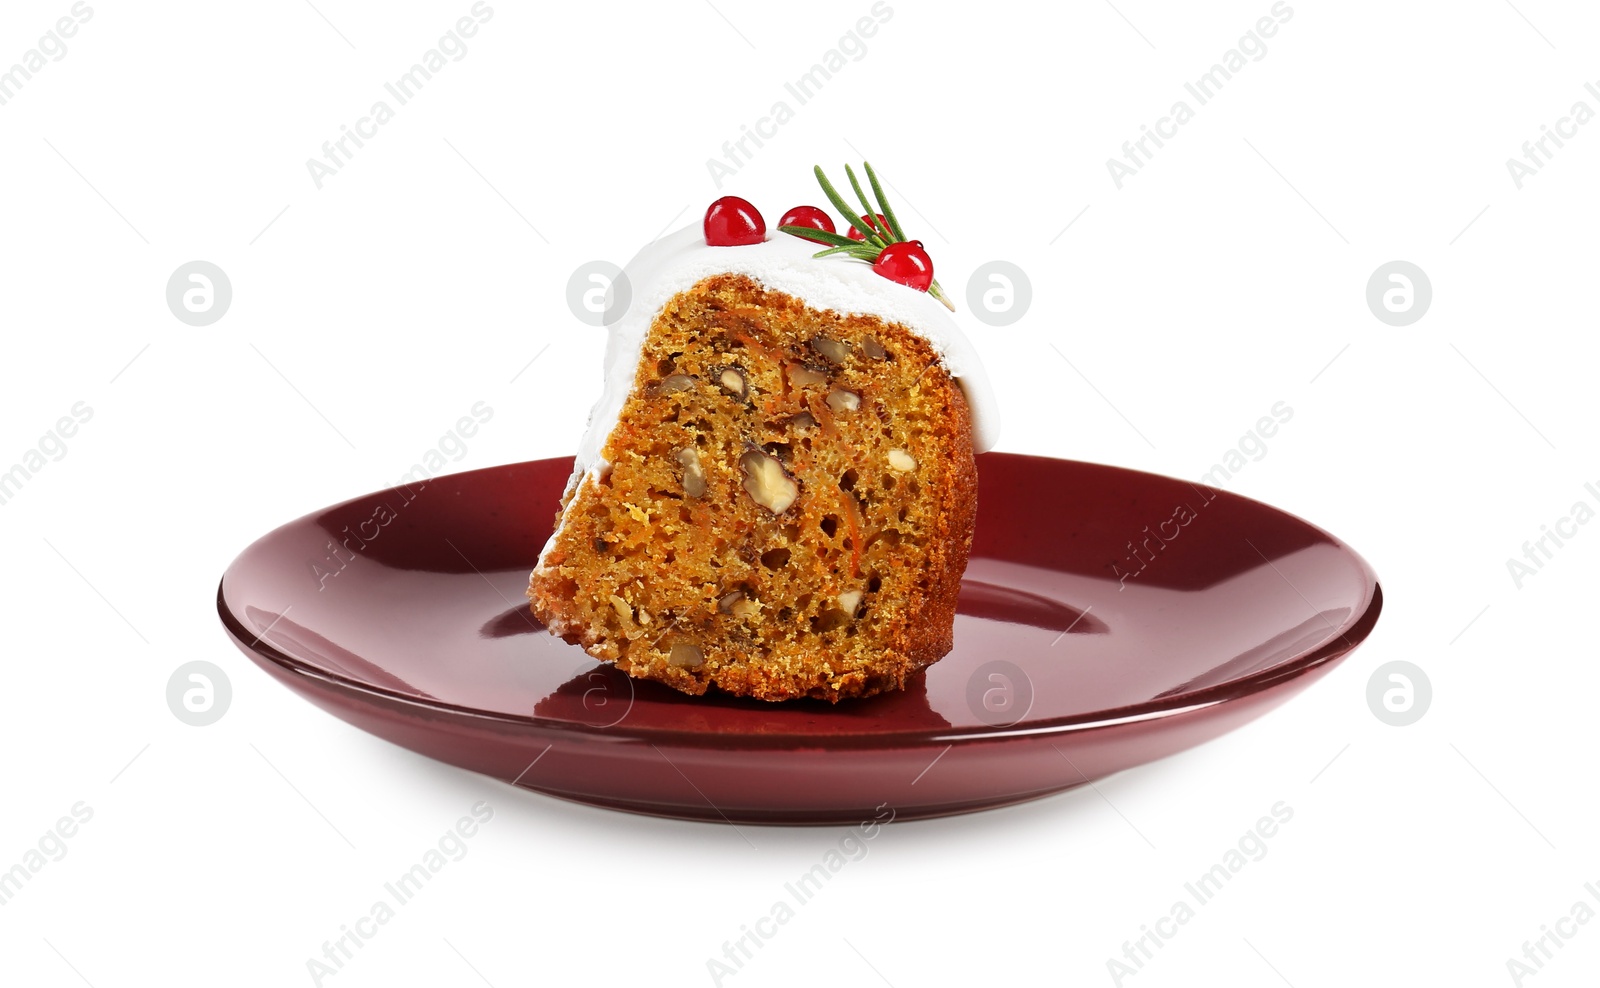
[218,453,1383,748]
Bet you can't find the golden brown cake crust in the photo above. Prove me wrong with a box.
[529,273,977,702]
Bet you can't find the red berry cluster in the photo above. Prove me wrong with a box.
[702,195,935,294]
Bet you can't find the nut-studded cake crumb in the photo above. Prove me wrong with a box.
[528,273,976,702]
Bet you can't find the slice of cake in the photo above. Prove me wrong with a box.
[529,165,1000,702]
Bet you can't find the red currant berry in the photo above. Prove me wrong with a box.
[873,241,934,292]
[778,205,836,243]
[847,214,892,240]
[704,196,766,246]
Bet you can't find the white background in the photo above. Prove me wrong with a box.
[2,0,1597,985]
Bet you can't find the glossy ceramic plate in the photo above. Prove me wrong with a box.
[218,454,1381,825]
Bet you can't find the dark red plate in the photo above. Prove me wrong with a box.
[218,454,1381,825]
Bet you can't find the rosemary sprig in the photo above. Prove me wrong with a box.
[775,227,883,265]
[863,162,908,242]
[811,244,883,260]
[783,162,953,311]
[812,165,886,247]
[775,226,859,249]
[774,161,947,310]
[845,165,893,243]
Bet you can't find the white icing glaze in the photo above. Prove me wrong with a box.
[576,224,1000,475]
[538,224,1003,567]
